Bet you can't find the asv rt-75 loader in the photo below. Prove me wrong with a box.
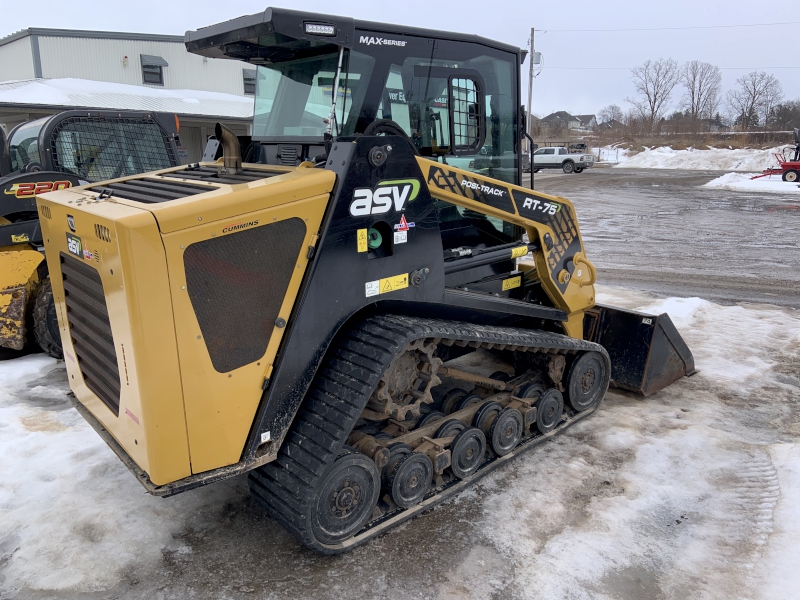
[36,8,694,553]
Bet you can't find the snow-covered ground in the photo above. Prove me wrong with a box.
[1,286,799,598]
[613,145,785,172]
[704,172,800,195]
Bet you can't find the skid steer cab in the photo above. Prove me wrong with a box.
[38,7,694,554]
[0,109,181,356]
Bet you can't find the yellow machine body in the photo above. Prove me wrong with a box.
[37,163,334,484]
[36,143,615,491]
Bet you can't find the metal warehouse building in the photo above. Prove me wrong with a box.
[0,27,257,161]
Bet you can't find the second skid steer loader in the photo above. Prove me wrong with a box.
[36,8,694,553]
[0,110,181,356]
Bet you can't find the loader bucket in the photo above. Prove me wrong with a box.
[0,246,44,350]
[584,304,696,396]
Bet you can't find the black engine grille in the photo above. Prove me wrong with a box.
[90,178,216,204]
[184,218,306,373]
[161,166,282,185]
[60,254,121,415]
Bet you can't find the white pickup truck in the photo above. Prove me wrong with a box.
[531,147,594,174]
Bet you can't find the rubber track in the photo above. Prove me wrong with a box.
[32,278,63,359]
[248,315,608,553]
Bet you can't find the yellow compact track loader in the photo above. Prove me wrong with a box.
[37,8,694,553]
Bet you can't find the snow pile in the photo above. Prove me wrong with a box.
[615,145,786,171]
[1,287,800,597]
[0,356,239,592]
[451,286,800,600]
[0,78,254,118]
[704,172,800,194]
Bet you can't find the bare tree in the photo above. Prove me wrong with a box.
[598,104,624,124]
[625,58,681,132]
[680,61,722,130]
[726,71,783,130]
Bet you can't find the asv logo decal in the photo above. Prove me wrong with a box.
[349,179,421,216]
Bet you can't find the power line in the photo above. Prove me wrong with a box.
[543,21,800,32]
[543,66,800,71]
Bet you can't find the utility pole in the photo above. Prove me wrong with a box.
[527,27,534,142]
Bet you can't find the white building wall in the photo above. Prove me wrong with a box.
[37,36,250,95]
[0,38,36,82]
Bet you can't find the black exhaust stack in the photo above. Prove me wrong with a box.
[585,304,696,396]
[214,122,242,175]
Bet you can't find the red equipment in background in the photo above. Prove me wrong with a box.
[751,128,800,182]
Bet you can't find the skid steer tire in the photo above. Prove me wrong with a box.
[32,278,63,359]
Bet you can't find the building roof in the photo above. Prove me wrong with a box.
[541,111,578,123]
[0,78,253,120]
[597,119,624,130]
[574,114,596,124]
[0,28,184,48]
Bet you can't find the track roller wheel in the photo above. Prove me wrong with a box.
[473,401,503,433]
[382,443,412,485]
[450,427,486,479]
[489,408,523,456]
[387,453,433,508]
[518,382,544,401]
[441,388,468,414]
[536,389,563,433]
[416,411,445,429]
[310,450,381,546]
[434,418,466,439]
[455,393,483,412]
[565,352,607,412]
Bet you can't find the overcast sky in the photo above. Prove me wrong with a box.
[3,0,799,117]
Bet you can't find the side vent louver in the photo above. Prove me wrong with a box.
[40,205,52,219]
[60,254,121,415]
[94,224,111,242]
[278,146,299,166]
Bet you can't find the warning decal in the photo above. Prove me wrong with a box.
[365,273,409,297]
[501,276,522,291]
[357,228,368,252]
[510,246,529,259]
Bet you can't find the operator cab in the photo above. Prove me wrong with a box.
[186,9,531,303]
[185,8,524,185]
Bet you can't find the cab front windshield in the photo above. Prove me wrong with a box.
[253,50,374,139]
[8,117,47,172]
[251,36,518,184]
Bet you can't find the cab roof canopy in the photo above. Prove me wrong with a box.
[184,7,525,64]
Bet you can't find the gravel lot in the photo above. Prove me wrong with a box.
[532,168,800,308]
